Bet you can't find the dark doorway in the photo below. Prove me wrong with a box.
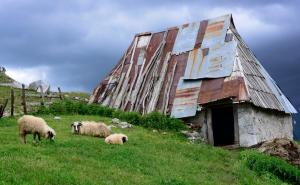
[211,106,235,146]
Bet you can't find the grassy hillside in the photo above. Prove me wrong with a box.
[0,115,286,185]
[0,72,14,83]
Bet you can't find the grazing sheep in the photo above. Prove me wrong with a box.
[105,133,128,145]
[18,115,56,144]
[71,121,111,138]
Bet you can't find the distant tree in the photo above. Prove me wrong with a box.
[0,67,6,73]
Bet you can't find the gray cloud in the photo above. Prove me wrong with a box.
[0,0,299,108]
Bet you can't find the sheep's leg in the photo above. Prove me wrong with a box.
[33,133,36,141]
[37,133,41,141]
[33,132,41,142]
[19,132,26,144]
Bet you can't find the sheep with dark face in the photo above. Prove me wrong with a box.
[71,121,111,138]
[105,133,128,145]
[18,115,56,144]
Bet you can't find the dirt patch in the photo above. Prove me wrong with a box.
[253,138,300,167]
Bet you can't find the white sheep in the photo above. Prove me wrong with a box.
[18,115,56,144]
[105,133,128,145]
[71,121,111,138]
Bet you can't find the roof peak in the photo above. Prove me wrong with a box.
[135,14,233,36]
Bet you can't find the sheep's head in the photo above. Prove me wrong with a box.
[122,135,128,143]
[71,121,82,134]
[46,128,56,140]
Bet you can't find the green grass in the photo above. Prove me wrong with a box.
[0,72,14,83]
[0,115,287,185]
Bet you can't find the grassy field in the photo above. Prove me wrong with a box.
[0,115,287,185]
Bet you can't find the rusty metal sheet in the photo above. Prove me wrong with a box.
[143,32,165,70]
[201,14,231,48]
[184,40,237,79]
[198,77,247,104]
[172,22,200,54]
[167,53,189,114]
[156,29,179,110]
[171,78,201,118]
[194,20,208,48]
[158,28,179,73]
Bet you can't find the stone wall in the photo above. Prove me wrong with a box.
[238,103,293,147]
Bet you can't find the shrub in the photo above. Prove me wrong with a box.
[241,150,300,185]
[143,112,185,131]
[113,111,142,126]
[35,101,185,131]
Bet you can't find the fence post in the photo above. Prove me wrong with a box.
[40,85,45,106]
[21,84,27,115]
[58,87,63,100]
[0,99,8,118]
[10,88,14,117]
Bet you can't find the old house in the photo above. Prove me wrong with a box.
[89,14,297,147]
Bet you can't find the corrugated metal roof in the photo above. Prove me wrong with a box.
[90,14,297,118]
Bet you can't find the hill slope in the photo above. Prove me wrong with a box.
[0,72,14,83]
[0,115,286,185]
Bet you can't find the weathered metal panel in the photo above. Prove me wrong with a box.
[171,78,201,118]
[236,37,296,113]
[143,32,165,70]
[194,20,208,49]
[167,53,189,114]
[172,22,200,54]
[201,14,231,48]
[256,59,297,113]
[184,40,237,79]
[198,77,247,104]
[156,28,179,110]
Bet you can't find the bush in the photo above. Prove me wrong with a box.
[143,112,185,131]
[241,150,300,185]
[35,101,185,131]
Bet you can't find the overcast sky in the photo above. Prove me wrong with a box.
[0,0,299,109]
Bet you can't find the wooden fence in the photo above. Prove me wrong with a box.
[9,84,63,116]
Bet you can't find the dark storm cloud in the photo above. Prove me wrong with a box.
[0,0,299,108]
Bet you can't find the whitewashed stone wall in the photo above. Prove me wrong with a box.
[238,104,293,147]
